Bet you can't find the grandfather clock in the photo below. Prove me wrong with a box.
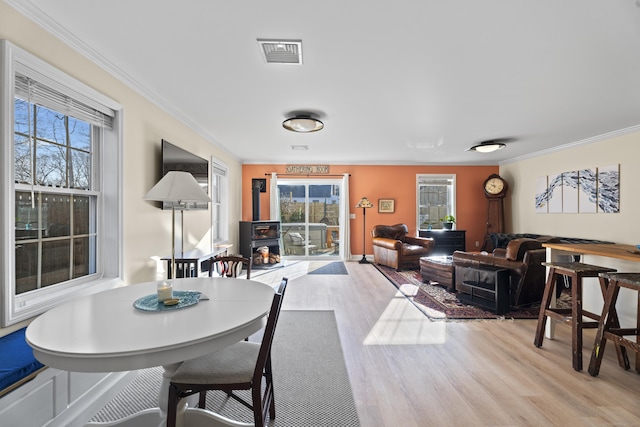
[481,174,508,251]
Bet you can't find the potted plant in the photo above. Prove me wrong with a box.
[440,215,456,230]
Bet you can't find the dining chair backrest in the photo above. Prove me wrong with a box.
[166,276,289,427]
[253,277,288,380]
[209,255,251,279]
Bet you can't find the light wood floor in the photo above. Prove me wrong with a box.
[252,260,640,427]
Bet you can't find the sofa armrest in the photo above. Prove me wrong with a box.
[503,238,543,261]
[371,237,402,250]
[404,236,434,249]
[452,251,526,272]
[492,248,507,258]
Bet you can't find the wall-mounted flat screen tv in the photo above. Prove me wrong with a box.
[161,139,209,210]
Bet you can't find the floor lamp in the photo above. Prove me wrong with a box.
[144,171,211,280]
[355,197,374,264]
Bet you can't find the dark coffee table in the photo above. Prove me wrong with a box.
[420,256,455,292]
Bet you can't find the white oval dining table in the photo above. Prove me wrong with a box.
[26,277,275,427]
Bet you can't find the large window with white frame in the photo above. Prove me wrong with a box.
[1,40,123,326]
[416,174,456,230]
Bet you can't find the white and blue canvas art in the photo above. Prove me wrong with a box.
[597,164,620,213]
[534,164,619,214]
[562,171,578,213]
[578,168,597,213]
[535,176,548,213]
[547,173,563,213]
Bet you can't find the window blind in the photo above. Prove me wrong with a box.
[419,179,452,186]
[15,73,114,129]
[211,163,227,176]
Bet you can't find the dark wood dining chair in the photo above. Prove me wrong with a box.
[167,277,289,427]
[208,255,251,279]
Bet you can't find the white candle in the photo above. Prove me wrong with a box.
[157,282,173,301]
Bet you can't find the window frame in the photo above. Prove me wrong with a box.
[1,40,124,326]
[210,157,229,245]
[416,174,456,231]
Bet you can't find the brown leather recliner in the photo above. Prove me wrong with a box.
[371,224,434,271]
[452,238,547,307]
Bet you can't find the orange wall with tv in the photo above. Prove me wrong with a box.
[242,164,499,256]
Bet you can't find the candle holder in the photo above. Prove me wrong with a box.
[157,281,173,302]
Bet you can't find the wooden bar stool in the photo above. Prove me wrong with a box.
[588,272,640,377]
[534,262,626,371]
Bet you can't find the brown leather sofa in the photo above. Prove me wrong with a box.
[371,224,434,270]
[452,238,547,307]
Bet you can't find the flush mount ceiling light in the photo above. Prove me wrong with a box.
[257,39,303,64]
[282,116,324,133]
[467,140,507,153]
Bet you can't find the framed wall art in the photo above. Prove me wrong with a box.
[534,163,619,214]
[378,199,395,213]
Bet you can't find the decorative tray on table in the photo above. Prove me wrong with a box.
[133,290,202,312]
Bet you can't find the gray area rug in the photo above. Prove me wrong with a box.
[307,261,348,275]
[90,310,359,426]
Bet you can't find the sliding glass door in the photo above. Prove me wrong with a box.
[277,179,342,259]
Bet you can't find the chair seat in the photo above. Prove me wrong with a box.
[541,261,617,275]
[167,277,289,427]
[172,341,260,385]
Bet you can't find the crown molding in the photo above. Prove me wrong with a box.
[500,123,640,166]
[4,0,238,162]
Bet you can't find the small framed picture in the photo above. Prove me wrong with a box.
[378,199,395,213]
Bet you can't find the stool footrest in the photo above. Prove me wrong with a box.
[603,332,640,354]
[544,310,572,324]
[606,328,639,336]
[546,308,571,315]
[581,321,599,329]
[580,310,602,322]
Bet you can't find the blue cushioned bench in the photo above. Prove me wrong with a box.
[0,328,45,398]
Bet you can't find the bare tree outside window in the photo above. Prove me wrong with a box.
[14,99,96,294]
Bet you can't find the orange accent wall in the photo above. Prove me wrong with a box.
[242,164,499,257]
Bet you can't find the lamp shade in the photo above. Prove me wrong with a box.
[355,197,374,208]
[144,171,211,204]
[282,117,324,133]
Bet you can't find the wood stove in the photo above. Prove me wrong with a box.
[239,220,281,268]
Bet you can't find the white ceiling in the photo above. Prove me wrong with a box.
[6,0,640,165]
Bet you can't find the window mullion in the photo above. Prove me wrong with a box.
[69,195,74,281]
[36,192,42,290]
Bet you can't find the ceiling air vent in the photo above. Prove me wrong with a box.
[257,39,303,64]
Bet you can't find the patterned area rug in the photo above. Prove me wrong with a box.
[374,264,545,320]
[308,261,348,275]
